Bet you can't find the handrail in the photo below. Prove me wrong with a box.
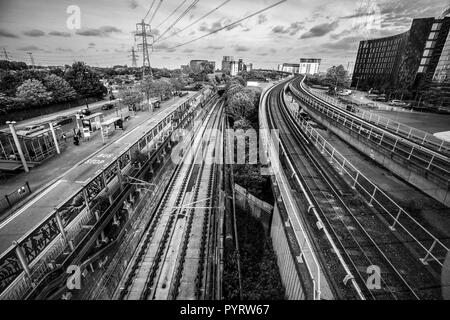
[290,78,449,182]
[307,86,450,155]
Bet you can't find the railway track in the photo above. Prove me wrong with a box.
[116,99,223,300]
[266,80,438,300]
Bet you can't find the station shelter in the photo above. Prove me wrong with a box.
[0,127,66,171]
[78,113,104,132]
[100,117,123,139]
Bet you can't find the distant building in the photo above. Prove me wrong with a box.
[299,58,321,75]
[222,56,234,73]
[190,60,208,73]
[278,63,300,74]
[188,60,215,73]
[230,61,239,76]
[222,56,252,75]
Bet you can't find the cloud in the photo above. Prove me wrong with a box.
[128,0,138,9]
[272,22,305,35]
[88,42,96,48]
[234,45,250,52]
[300,20,339,39]
[199,21,223,33]
[258,14,268,25]
[23,29,45,37]
[183,48,195,53]
[18,45,42,51]
[76,26,122,37]
[321,36,362,51]
[48,31,71,37]
[55,47,73,52]
[0,29,18,38]
[154,43,176,52]
[99,26,122,33]
[205,45,224,50]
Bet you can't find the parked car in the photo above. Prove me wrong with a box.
[389,100,409,107]
[178,91,189,97]
[101,103,114,110]
[80,108,91,116]
[53,116,73,127]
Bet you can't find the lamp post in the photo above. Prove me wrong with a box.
[6,121,29,172]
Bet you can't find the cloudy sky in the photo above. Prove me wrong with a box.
[0,0,447,71]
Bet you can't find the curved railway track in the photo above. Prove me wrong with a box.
[266,80,439,300]
[116,99,223,300]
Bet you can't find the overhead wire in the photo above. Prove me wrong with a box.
[154,0,231,44]
[160,0,287,50]
[143,0,157,21]
[154,0,199,43]
[148,0,164,24]
[154,0,189,29]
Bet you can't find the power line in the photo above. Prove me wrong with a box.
[154,0,189,29]
[149,0,164,24]
[162,0,287,50]
[154,0,199,43]
[155,0,231,44]
[143,0,157,21]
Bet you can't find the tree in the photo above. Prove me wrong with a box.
[326,65,350,90]
[118,90,142,111]
[16,79,53,106]
[140,78,174,101]
[43,74,77,103]
[228,91,255,122]
[64,61,107,98]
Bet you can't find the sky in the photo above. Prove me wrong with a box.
[0,0,447,71]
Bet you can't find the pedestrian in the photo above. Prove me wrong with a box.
[62,133,67,142]
[73,135,79,146]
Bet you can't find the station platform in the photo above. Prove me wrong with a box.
[0,93,195,256]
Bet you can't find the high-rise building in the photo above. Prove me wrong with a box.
[299,58,321,75]
[222,56,234,73]
[238,59,244,72]
[230,61,239,76]
[245,63,253,72]
[351,7,450,108]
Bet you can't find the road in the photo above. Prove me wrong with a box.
[0,99,120,130]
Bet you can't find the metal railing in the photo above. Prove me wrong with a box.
[260,79,323,300]
[0,182,31,214]
[290,80,449,185]
[284,95,449,267]
[308,87,450,155]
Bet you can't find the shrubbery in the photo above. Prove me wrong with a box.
[0,60,107,113]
